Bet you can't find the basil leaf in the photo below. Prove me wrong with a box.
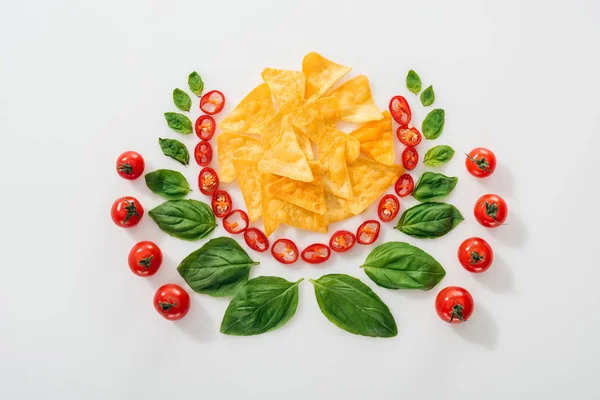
[149,199,216,241]
[310,274,397,338]
[422,109,445,140]
[406,70,422,94]
[395,202,463,239]
[173,88,191,112]
[188,71,204,97]
[420,85,435,106]
[178,237,259,297]
[158,138,189,166]
[164,112,192,134]
[423,145,455,167]
[145,169,191,200]
[220,276,302,335]
[412,172,458,202]
[361,242,445,290]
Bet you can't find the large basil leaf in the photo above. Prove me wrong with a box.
[361,242,445,290]
[310,274,397,338]
[188,71,204,96]
[158,138,189,166]
[420,85,435,106]
[423,145,455,166]
[395,202,463,238]
[178,237,259,297]
[149,199,216,241]
[406,69,422,94]
[220,276,302,335]
[412,172,458,202]
[173,88,191,111]
[422,109,445,140]
[164,112,192,134]
[145,169,191,200]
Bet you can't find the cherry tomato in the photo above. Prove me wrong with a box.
[458,237,493,273]
[466,147,497,178]
[111,196,143,228]
[195,115,216,140]
[435,286,474,324]
[388,96,411,125]
[153,284,190,321]
[194,141,213,166]
[212,190,232,218]
[223,209,249,234]
[198,167,219,195]
[378,194,400,222]
[394,174,414,197]
[329,230,356,253]
[397,125,422,146]
[474,194,508,228]
[244,227,269,252]
[402,147,419,171]
[128,241,163,277]
[200,90,226,115]
[271,238,299,264]
[356,220,381,245]
[301,243,331,264]
[116,151,145,180]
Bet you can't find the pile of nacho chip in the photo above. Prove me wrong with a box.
[216,52,404,237]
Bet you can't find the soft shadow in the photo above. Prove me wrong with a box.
[489,211,528,247]
[474,253,516,294]
[174,296,217,343]
[477,164,515,197]
[452,302,498,350]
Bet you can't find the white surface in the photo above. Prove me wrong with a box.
[1,0,599,399]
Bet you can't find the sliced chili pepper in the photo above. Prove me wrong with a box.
[388,96,411,125]
[271,238,299,264]
[356,220,381,245]
[223,209,249,234]
[378,194,400,222]
[329,230,356,253]
[394,173,414,197]
[244,227,269,252]
[301,243,331,264]
[200,90,226,115]
[198,167,219,195]
[194,141,213,167]
[397,125,422,146]
[402,147,419,171]
[211,190,232,218]
[195,115,216,140]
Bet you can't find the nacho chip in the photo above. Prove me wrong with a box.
[216,132,263,182]
[318,127,360,163]
[329,75,383,123]
[295,129,314,160]
[260,173,281,236]
[218,83,275,135]
[320,136,352,199]
[232,159,262,221]
[263,102,295,149]
[268,161,325,214]
[315,193,354,227]
[267,196,327,233]
[349,111,395,165]
[302,52,351,102]
[261,68,305,108]
[288,97,339,142]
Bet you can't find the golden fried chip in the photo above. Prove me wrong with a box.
[267,197,327,233]
[261,68,305,108]
[216,132,263,182]
[303,52,351,102]
[260,173,280,236]
[295,129,314,160]
[318,127,360,163]
[288,97,339,142]
[315,193,354,227]
[218,83,275,135]
[349,111,395,165]
[268,161,325,214]
[232,159,262,221]
[328,75,383,123]
[320,136,352,199]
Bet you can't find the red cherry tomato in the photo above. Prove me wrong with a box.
[378,194,400,222]
[198,167,219,195]
[128,241,162,277]
[301,243,331,264]
[474,194,508,228]
[111,196,143,228]
[271,238,299,264]
[435,286,474,324]
[194,141,213,166]
[466,147,497,178]
[116,151,145,180]
[388,96,411,125]
[329,230,356,253]
[458,237,493,273]
[402,147,419,171]
[211,190,232,218]
[394,174,414,197]
[195,115,216,140]
[153,284,190,321]
[356,220,381,245]
[200,90,226,115]
[396,125,422,146]
[223,209,249,234]
[244,227,269,252]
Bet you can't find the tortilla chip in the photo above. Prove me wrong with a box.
[268,197,327,233]
[288,97,339,142]
[218,83,275,135]
[328,75,383,123]
[315,193,354,227]
[261,68,305,108]
[232,159,262,221]
[349,111,395,165]
[260,173,281,236]
[216,132,263,182]
[302,52,351,102]
[320,136,352,199]
[295,129,314,160]
[268,161,325,214]
[318,127,360,163]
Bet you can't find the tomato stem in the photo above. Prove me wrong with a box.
[138,255,154,270]
[117,163,132,174]
[449,297,465,323]
[159,300,176,312]
[469,251,484,265]
[123,199,140,224]
[484,201,499,222]
[465,154,489,171]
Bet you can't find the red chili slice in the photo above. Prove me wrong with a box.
[244,227,269,252]
[194,141,213,166]
[378,194,400,222]
[301,243,331,264]
[198,167,219,195]
[211,190,232,218]
[200,90,226,115]
[402,147,419,171]
[389,96,411,125]
[397,125,422,146]
[356,220,381,245]
[223,209,249,234]
[271,238,299,264]
[394,174,414,197]
[329,230,356,253]
[195,115,216,140]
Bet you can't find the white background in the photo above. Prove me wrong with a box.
[1,0,599,399]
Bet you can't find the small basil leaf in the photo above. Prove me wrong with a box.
[188,71,204,97]
[396,202,463,239]
[158,138,189,166]
[178,237,259,297]
[406,70,422,94]
[423,145,455,167]
[149,199,216,241]
[412,172,458,202]
[220,276,302,335]
[145,169,191,200]
[173,88,191,111]
[310,274,397,338]
[164,112,192,134]
[420,85,435,106]
[422,109,445,140]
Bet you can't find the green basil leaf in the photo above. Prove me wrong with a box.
[412,172,458,202]
[173,88,191,112]
[144,169,191,200]
[220,276,302,335]
[178,237,259,297]
[406,70,422,94]
[420,85,435,106]
[422,109,445,140]
[395,202,463,239]
[149,199,216,241]
[158,138,189,166]
[361,242,445,290]
[188,71,204,97]
[310,274,397,338]
[423,145,455,167]
[164,112,192,134]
